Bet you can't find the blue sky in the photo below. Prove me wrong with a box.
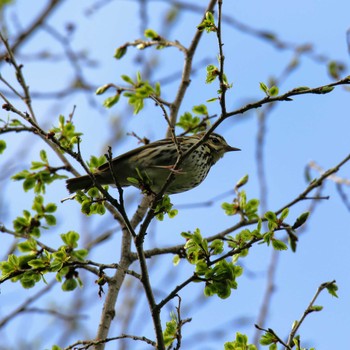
[1,1,350,349]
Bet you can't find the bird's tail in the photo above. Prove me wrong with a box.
[66,175,93,193]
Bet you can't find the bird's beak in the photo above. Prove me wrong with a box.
[226,145,241,152]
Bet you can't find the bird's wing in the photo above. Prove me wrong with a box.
[96,138,176,172]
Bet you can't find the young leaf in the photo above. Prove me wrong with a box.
[269,85,279,96]
[309,305,323,312]
[103,94,120,108]
[95,84,111,95]
[318,86,334,94]
[121,75,134,85]
[272,239,288,251]
[259,82,269,95]
[264,211,277,222]
[40,150,48,163]
[192,104,208,115]
[236,174,249,188]
[0,140,6,154]
[279,208,289,221]
[114,45,127,59]
[326,282,338,298]
[292,212,309,229]
[144,28,159,40]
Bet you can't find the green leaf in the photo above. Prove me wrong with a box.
[259,82,269,95]
[44,214,56,226]
[269,85,279,96]
[259,332,276,345]
[257,219,262,233]
[244,198,260,220]
[0,140,6,154]
[163,318,177,347]
[51,345,63,350]
[20,274,40,289]
[328,60,345,79]
[23,177,36,191]
[126,176,140,185]
[287,229,298,252]
[206,64,219,83]
[221,202,238,216]
[271,239,288,251]
[326,282,338,298]
[205,11,214,22]
[210,239,224,255]
[192,104,208,115]
[45,203,57,213]
[176,112,204,133]
[27,258,46,269]
[224,343,235,350]
[309,305,323,312]
[51,260,63,272]
[62,278,78,291]
[155,82,161,96]
[168,209,178,218]
[81,200,92,215]
[103,94,120,108]
[72,249,88,261]
[114,45,127,59]
[264,211,277,222]
[32,196,43,214]
[30,161,45,170]
[279,208,289,221]
[11,169,29,181]
[8,254,19,267]
[292,212,309,229]
[197,11,216,32]
[121,74,134,85]
[88,155,106,169]
[39,150,47,163]
[18,239,38,253]
[144,28,159,39]
[172,255,180,266]
[58,115,65,126]
[95,203,106,215]
[61,231,80,248]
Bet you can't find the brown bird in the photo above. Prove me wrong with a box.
[66,133,240,195]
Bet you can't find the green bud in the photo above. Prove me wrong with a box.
[292,212,309,229]
[144,28,159,40]
[95,84,111,95]
[114,45,127,59]
[236,174,249,188]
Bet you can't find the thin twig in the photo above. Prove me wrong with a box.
[253,52,304,344]
[309,160,350,186]
[255,325,291,349]
[286,280,337,347]
[167,0,218,136]
[216,0,228,117]
[1,0,62,58]
[64,333,156,350]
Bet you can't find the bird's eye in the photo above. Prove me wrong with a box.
[212,137,220,144]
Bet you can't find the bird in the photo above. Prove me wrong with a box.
[66,133,240,195]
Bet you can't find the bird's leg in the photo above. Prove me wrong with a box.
[151,164,186,174]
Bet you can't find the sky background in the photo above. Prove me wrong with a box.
[1,1,350,349]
